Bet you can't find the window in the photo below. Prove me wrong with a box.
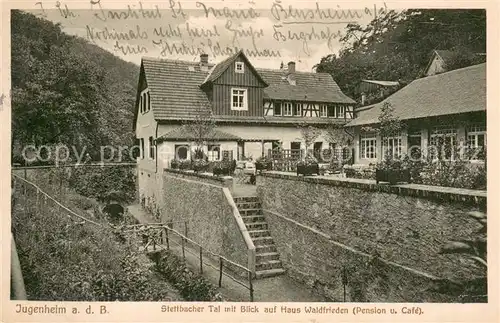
[274,102,282,116]
[360,133,377,159]
[149,136,155,160]
[231,88,247,111]
[320,105,328,118]
[467,123,486,160]
[140,90,150,113]
[174,145,188,160]
[327,105,335,118]
[429,126,457,160]
[235,62,244,73]
[293,103,302,116]
[382,134,402,159]
[283,102,293,116]
[408,128,422,160]
[207,145,221,161]
[140,138,145,159]
[338,106,345,118]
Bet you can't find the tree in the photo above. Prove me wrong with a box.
[297,122,322,159]
[11,10,137,162]
[183,101,216,161]
[323,121,353,169]
[315,9,486,101]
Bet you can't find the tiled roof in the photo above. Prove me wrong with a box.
[157,126,242,142]
[347,63,486,126]
[142,58,215,120]
[141,56,354,122]
[201,50,268,87]
[257,68,356,104]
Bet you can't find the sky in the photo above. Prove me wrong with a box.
[26,1,386,71]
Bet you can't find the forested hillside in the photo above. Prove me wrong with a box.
[11,10,139,162]
[315,9,486,103]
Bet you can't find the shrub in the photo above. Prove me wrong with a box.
[68,166,136,203]
[12,185,181,301]
[419,160,486,190]
[149,250,223,301]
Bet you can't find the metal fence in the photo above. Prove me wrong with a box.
[11,166,254,302]
[124,223,255,301]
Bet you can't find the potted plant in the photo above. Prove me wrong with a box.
[296,155,320,176]
[255,156,272,173]
[178,160,191,170]
[213,160,233,176]
[375,157,411,185]
[192,147,209,172]
[170,159,179,169]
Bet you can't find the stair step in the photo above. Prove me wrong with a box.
[241,215,265,223]
[256,252,280,262]
[252,236,274,246]
[256,245,277,253]
[255,268,286,279]
[245,222,268,230]
[235,201,261,209]
[239,208,262,216]
[256,260,283,271]
[234,196,259,203]
[249,230,270,238]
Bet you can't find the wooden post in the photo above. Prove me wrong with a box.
[165,227,170,250]
[184,221,188,237]
[152,230,157,251]
[218,257,223,287]
[181,237,185,262]
[199,246,203,274]
[248,271,254,302]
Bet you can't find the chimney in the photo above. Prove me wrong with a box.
[287,61,296,85]
[200,53,208,65]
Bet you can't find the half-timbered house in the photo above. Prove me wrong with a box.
[134,50,355,206]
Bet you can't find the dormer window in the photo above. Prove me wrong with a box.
[235,62,244,73]
[231,88,247,111]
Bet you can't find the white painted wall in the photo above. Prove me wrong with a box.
[426,56,446,76]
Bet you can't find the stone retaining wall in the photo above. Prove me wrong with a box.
[161,169,254,274]
[257,172,486,302]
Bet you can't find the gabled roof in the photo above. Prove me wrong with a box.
[141,57,215,120]
[201,50,268,87]
[256,68,355,104]
[434,49,456,63]
[347,63,486,127]
[139,55,355,122]
[157,126,242,142]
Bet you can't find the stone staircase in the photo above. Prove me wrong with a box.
[234,196,285,279]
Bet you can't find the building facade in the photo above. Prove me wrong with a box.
[134,51,355,207]
[347,63,486,165]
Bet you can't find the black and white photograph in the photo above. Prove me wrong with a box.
[3,0,497,321]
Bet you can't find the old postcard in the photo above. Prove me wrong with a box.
[1,0,498,322]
